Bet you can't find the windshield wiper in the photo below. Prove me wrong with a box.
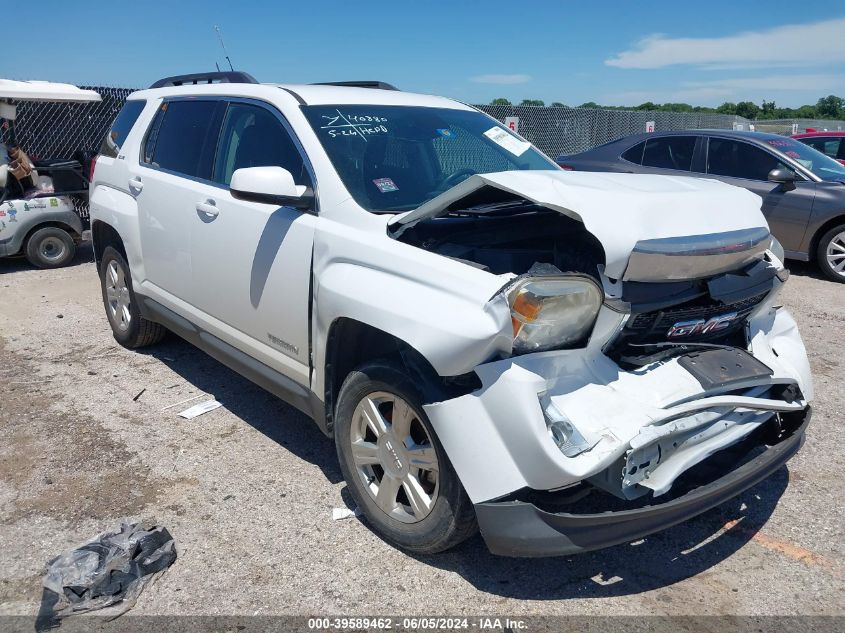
[448,199,536,217]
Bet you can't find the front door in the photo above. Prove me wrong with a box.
[703,137,816,253]
[187,100,317,386]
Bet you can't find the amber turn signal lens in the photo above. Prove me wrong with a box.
[511,291,542,336]
[512,292,542,321]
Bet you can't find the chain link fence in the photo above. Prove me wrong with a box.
[746,118,845,136]
[4,84,845,164]
[2,86,138,161]
[476,105,754,158]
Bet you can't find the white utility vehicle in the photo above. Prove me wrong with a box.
[90,72,813,556]
[0,80,100,268]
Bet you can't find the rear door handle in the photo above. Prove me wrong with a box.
[196,200,219,219]
[128,177,143,192]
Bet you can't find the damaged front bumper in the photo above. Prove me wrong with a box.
[475,406,809,557]
[424,290,812,557]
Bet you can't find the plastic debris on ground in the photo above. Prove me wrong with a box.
[177,399,222,419]
[332,507,361,520]
[36,521,176,630]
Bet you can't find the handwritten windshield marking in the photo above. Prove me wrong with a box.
[320,110,388,141]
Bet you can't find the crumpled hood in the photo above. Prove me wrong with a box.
[391,170,770,279]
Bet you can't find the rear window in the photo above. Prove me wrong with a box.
[641,136,696,171]
[142,100,223,179]
[621,142,645,164]
[99,100,145,158]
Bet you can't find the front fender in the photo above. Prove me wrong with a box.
[313,261,512,392]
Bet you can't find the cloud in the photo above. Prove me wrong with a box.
[606,18,845,69]
[607,73,845,106]
[470,73,531,85]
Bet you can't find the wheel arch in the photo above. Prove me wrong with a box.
[322,318,480,436]
[91,219,126,269]
[809,213,845,261]
[19,221,80,258]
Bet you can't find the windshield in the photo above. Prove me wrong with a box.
[302,105,557,212]
[765,137,845,182]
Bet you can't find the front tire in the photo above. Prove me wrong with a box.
[99,246,166,348]
[25,226,76,269]
[334,360,477,554]
[817,224,845,283]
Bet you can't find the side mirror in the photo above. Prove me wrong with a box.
[230,166,313,210]
[767,168,797,190]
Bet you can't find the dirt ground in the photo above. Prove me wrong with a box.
[0,244,843,617]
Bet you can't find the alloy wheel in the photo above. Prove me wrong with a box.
[105,259,131,332]
[350,391,440,524]
[826,230,845,278]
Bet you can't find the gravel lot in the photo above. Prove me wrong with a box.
[0,244,843,617]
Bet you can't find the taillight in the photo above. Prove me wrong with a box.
[559,164,574,171]
[89,156,97,183]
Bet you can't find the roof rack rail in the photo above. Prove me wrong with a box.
[312,81,399,91]
[149,71,258,89]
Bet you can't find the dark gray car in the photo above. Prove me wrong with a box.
[557,130,845,282]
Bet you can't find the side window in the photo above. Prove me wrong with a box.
[707,138,786,181]
[621,141,645,164]
[100,100,145,158]
[819,139,841,159]
[641,136,696,171]
[142,100,222,179]
[801,137,845,161]
[213,102,307,187]
[801,138,824,152]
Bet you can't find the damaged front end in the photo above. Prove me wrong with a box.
[392,170,813,556]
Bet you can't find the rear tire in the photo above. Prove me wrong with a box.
[99,246,166,348]
[24,227,76,269]
[334,359,477,554]
[816,223,845,283]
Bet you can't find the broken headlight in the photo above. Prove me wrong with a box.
[508,275,603,354]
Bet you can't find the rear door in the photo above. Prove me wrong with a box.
[702,137,816,252]
[637,135,702,175]
[187,99,317,386]
[129,99,224,302]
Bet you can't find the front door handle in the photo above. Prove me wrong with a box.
[196,200,219,219]
[128,177,143,193]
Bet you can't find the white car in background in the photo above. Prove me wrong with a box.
[89,72,812,556]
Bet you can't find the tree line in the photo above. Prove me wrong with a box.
[489,95,845,120]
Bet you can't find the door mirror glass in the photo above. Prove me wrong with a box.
[768,167,796,183]
[230,166,313,209]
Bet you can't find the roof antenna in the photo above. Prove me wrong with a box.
[214,26,235,71]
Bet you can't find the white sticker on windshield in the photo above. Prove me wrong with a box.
[483,126,531,156]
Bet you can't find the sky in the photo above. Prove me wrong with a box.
[5,1,845,108]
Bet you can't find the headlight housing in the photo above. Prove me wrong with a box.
[508,274,603,354]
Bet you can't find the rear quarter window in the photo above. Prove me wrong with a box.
[641,136,696,171]
[100,100,145,158]
[621,141,645,164]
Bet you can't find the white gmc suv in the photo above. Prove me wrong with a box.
[90,72,813,557]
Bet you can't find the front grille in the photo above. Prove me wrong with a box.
[606,291,770,367]
[628,293,768,338]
